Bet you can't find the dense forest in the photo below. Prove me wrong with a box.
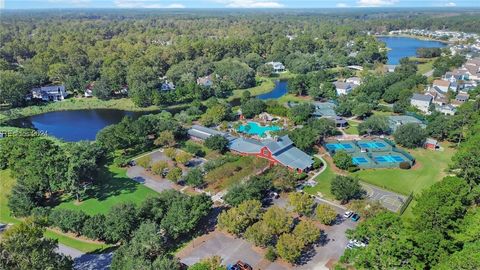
[1,9,479,107]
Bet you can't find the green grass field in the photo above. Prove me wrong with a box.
[56,164,158,215]
[0,169,109,252]
[304,158,337,200]
[230,76,275,100]
[352,144,455,196]
[344,120,359,135]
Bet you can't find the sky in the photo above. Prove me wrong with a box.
[1,0,480,10]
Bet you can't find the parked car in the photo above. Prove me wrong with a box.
[128,160,136,166]
[0,223,7,232]
[353,239,367,247]
[343,211,353,218]
[351,213,360,222]
[270,191,280,199]
[227,261,252,270]
[346,242,355,249]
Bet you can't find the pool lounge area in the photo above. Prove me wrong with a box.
[237,121,281,137]
[325,139,415,169]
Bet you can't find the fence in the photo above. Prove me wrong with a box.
[399,192,414,215]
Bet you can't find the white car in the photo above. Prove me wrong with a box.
[343,211,353,218]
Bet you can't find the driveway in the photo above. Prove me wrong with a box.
[127,165,175,193]
[177,231,288,270]
[56,244,113,270]
[360,182,407,212]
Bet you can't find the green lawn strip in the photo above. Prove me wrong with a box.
[352,145,454,196]
[230,76,275,100]
[56,164,159,216]
[0,170,109,252]
[304,162,336,200]
[344,120,359,135]
[276,94,312,104]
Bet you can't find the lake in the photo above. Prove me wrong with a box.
[9,109,156,142]
[256,80,288,100]
[378,36,446,65]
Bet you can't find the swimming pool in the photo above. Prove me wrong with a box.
[358,141,387,149]
[325,143,354,151]
[373,155,405,163]
[237,121,281,136]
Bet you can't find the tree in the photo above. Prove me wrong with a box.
[276,233,305,263]
[204,135,229,153]
[358,116,390,135]
[189,256,226,270]
[82,214,106,240]
[240,99,266,118]
[0,220,72,270]
[49,208,88,235]
[289,103,314,124]
[136,155,152,169]
[330,176,365,203]
[200,104,230,126]
[262,206,293,235]
[333,150,354,170]
[451,134,480,186]
[288,192,315,216]
[104,202,139,243]
[184,167,204,187]
[223,176,272,206]
[164,148,177,160]
[352,102,372,119]
[289,127,318,152]
[244,221,274,247]
[293,219,321,245]
[393,123,427,148]
[111,222,167,270]
[244,53,263,70]
[175,151,192,165]
[0,70,29,107]
[257,64,273,77]
[166,167,183,182]
[315,204,338,225]
[151,161,169,176]
[217,200,262,235]
[154,130,176,147]
[92,77,112,100]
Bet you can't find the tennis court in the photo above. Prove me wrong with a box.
[352,156,369,165]
[373,155,405,163]
[357,141,387,149]
[325,142,355,151]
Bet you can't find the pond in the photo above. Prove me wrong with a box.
[378,36,446,65]
[256,80,288,100]
[9,109,157,142]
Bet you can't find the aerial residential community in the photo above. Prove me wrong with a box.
[0,3,479,270]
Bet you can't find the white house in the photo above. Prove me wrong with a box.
[436,104,457,115]
[464,58,480,81]
[410,93,432,113]
[31,85,67,101]
[432,80,451,94]
[266,62,286,73]
[196,75,214,87]
[346,77,362,86]
[334,81,353,96]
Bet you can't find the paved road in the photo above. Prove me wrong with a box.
[127,165,176,193]
[56,244,113,270]
[423,69,434,77]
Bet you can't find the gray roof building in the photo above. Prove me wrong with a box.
[411,93,433,102]
[388,115,426,132]
[188,125,236,141]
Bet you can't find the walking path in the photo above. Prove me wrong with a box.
[56,244,113,270]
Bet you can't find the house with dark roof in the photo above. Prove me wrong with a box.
[229,135,314,173]
[388,115,426,133]
[432,80,451,94]
[334,81,353,96]
[312,102,348,127]
[187,125,313,172]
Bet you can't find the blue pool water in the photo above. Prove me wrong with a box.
[256,80,288,100]
[374,155,405,163]
[237,121,281,136]
[352,157,369,165]
[325,143,354,151]
[378,36,446,65]
[358,142,387,149]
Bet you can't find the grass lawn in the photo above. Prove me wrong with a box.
[276,94,312,104]
[230,76,275,100]
[352,143,455,196]
[344,121,359,135]
[205,156,269,192]
[56,164,158,216]
[304,164,336,200]
[0,170,108,252]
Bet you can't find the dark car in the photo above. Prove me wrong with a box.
[351,213,360,222]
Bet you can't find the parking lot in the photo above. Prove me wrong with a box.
[360,182,407,212]
[177,230,289,270]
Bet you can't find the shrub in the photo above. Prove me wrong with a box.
[82,214,106,240]
[399,161,411,169]
[49,209,88,235]
[316,204,338,225]
[164,148,177,160]
[166,167,183,182]
[136,155,152,169]
[312,157,323,170]
[347,166,360,173]
[265,246,277,262]
[151,161,169,176]
[185,141,205,157]
[333,150,354,170]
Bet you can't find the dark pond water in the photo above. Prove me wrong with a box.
[378,36,446,65]
[9,109,157,142]
[256,80,288,100]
